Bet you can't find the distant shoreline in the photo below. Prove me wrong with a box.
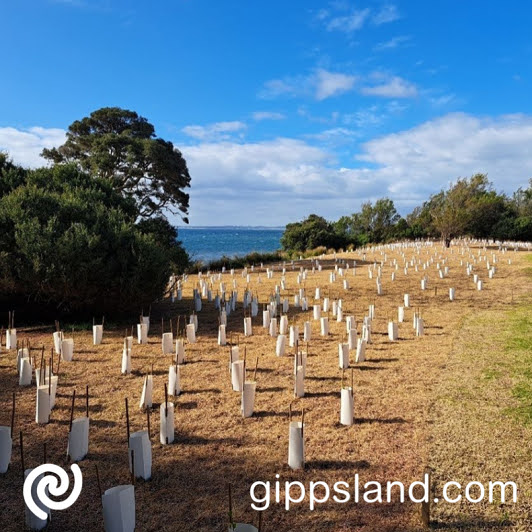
[177,226,284,262]
[177,225,285,230]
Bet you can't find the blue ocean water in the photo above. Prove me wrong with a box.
[177,226,284,262]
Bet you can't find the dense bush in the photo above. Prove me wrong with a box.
[281,214,346,252]
[191,251,283,272]
[0,158,189,316]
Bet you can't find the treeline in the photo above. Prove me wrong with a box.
[281,174,532,252]
[0,107,191,317]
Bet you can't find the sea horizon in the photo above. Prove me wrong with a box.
[177,225,285,229]
[177,226,284,262]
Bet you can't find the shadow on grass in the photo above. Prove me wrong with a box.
[306,459,371,470]
[431,518,514,529]
[253,410,287,418]
[354,417,406,424]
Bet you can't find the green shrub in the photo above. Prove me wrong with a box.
[190,250,284,273]
[0,163,188,316]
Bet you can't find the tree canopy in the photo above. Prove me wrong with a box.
[281,176,532,254]
[0,159,188,315]
[281,214,343,252]
[42,107,191,221]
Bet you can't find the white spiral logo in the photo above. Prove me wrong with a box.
[23,463,83,521]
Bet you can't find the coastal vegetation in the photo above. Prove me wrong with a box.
[2,107,531,315]
[0,108,190,316]
[281,174,532,253]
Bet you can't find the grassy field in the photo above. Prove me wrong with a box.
[0,243,530,531]
[429,255,532,531]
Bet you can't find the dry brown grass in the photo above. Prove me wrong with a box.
[0,243,530,531]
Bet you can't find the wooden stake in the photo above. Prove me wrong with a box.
[69,390,76,432]
[40,347,45,386]
[125,398,130,444]
[10,392,15,436]
[164,383,169,445]
[86,385,89,418]
[130,448,135,485]
[164,384,168,419]
[253,357,259,382]
[19,431,25,479]
[48,359,52,417]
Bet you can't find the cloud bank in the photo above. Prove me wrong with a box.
[2,113,531,225]
[0,126,66,167]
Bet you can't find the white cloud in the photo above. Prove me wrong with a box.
[260,69,356,101]
[361,76,418,98]
[342,106,384,128]
[306,127,360,144]
[372,4,400,25]
[315,69,357,100]
[179,137,364,225]
[355,112,532,201]
[429,94,456,107]
[298,107,340,125]
[252,111,286,121]
[51,0,87,6]
[314,3,400,35]
[386,100,409,114]
[326,8,371,33]
[182,121,247,141]
[183,138,333,191]
[374,35,411,51]
[178,112,532,224]
[4,114,532,226]
[314,8,330,21]
[258,78,301,99]
[0,126,66,167]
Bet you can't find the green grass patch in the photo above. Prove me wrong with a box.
[482,368,502,381]
[496,256,532,423]
[502,306,532,424]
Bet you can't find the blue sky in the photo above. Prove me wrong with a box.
[1,0,532,226]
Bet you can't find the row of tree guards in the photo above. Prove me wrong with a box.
[0,240,515,530]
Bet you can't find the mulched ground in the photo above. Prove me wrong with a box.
[0,242,530,531]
